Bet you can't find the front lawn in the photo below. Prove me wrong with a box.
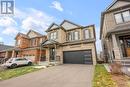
[0,66,41,80]
[93,64,117,87]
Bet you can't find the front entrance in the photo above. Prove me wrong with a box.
[119,35,130,57]
[49,48,55,61]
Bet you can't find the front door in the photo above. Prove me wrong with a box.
[50,48,55,61]
[120,36,130,57]
[125,38,130,57]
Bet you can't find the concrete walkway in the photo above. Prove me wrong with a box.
[0,64,94,87]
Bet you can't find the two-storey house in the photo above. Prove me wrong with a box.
[1,30,47,63]
[100,0,130,62]
[42,20,97,65]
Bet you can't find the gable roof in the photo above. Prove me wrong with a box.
[15,33,29,39]
[42,40,60,46]
[27,30,43,37]
[105,0,130,11]
[46,23,59,32]
[0,44,14,52]
[60,20,81,30]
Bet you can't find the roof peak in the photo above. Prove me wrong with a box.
[105,0,130,11]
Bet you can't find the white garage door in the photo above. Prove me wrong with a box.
[25,56,35,62]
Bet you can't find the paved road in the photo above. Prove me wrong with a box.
[0,64,94,87]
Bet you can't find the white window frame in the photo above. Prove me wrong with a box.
[50,31,57,40]
[73,31,79,40]
[84,29,90,39]
[114,10,130,24]
[115,13,123,24]
[17,40,21,46]
[32,39,37,46]
[67,31,79,41]
[122,11,130,22]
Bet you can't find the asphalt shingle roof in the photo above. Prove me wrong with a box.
[0,44,14,52]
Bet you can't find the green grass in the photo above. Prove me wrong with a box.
[93,64,117,87]
[0,66,41,80]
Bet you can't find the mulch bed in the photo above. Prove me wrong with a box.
[111,74,129,87]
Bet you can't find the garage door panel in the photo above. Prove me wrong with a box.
[63,50,92,64]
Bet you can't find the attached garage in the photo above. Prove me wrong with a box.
[63,50,93,64]
[24,56,35,62]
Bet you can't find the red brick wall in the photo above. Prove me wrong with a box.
[16,36,30,49]
[21,49,46,63]
[0,52,6,58]
[16,36,47,49]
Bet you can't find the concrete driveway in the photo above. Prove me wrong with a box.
[0,64,94,87]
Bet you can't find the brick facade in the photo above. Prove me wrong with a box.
[0,30,47,63]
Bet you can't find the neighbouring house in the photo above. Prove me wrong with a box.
[0,30,47,63]
[100,0,130,62]
[0,44,14,58]
[42,20,97,65]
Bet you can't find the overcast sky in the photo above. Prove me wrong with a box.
[0,0,113,53]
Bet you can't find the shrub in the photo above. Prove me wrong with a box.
[110,63,123,75]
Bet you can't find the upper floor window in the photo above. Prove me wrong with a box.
[31,39,37,46]
[74,31,79,40]
[40,38,43,43]
[84,28,93,39]
[67,31,80,41]
[114,10,130,24]
[50,32,57,40]
[16,40,21,46]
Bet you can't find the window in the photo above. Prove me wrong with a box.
[73,31,79,40]
[53,32,57,39]
[126,39,130,48]
[122,11,130,22]
[40,38,43,43]
[84,29,90,39]
[16,58,26,61]
[115,13,123,24]
[114,10,130,24]
[31,39,37,46]
[67,32,72,41]
[17,40,21,46]
[50,32,57,40]
[67,31,79,41]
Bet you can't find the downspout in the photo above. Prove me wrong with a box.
[39,44,42,63]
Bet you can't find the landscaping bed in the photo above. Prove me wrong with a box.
[112,74,129,87]
[93,64,117,87]
[0,66,41,80]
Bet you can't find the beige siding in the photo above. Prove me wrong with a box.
[61,22,78,30]
[28,31,38,38]
[102,7,130,39]
[101,1,130,61]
